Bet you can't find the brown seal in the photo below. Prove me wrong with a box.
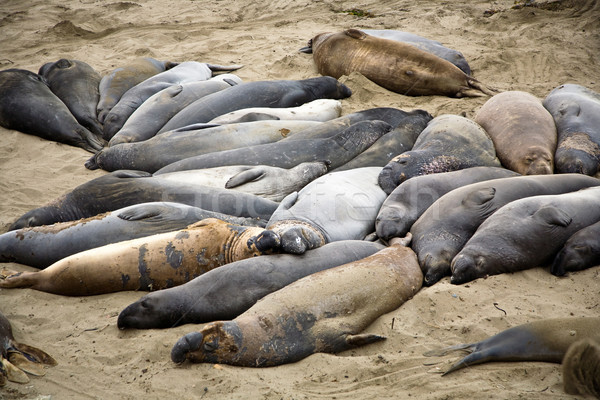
[301,29,496,97]
[562,336,600,398]
[170,241,422,367]
[0,218,278,296]
[474,91,557,175]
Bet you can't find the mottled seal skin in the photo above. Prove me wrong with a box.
[562,336,600,398]
[102,61,243,140]
[97,57,178,124]
[255,167,387,254]
[170,243,422,367]
[0,202,265,269]
[474,91,557,175]
[86,120,321,173]
[0,310,57,386]
[361,29,471,75]
[108,77,239,146]
[38,58,104,138]
[8,170,279,230]
[117,240,385,329]
[376,167,519,242]
[551,220,600,276]
[412,174,600,286]
[301,29,495,97]
[333,109,432,171]
[424,318,600,377]
[158,76,352,133]
[543,84,600,175]
[378,114,501,194]
[451,186,600,285]
[154,120,391,174]
[0,218,278,296]
[0,69,103,153]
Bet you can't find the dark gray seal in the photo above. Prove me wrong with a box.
[38,58,104,138]
[8,170,279,230]
[412,174,600,286]
[117,240,385,329]
[157,76,352,133]
[0,68,103,152]
[378,114,501,194]
[0,202,264,269]
[154,120,391,174]
[451,186,600,284]
[375,167,520,242]
[551,220,600,276]
[543,83,600,175]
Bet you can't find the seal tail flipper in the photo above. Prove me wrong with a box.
[2,358,29,384]
[463,78,500,97]
[345,333,386,348]
[8,352,46,376]
[12,342,57,366]
[0,269,37,289]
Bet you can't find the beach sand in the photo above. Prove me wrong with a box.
[1,0,599,398]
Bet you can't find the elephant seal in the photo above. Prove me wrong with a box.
[474,91,557,175]
[411,174,600,286]
[0,69,103,153]
[253,167,387,254]
[424,318,600,377]
[8,170,278,230]
[154,120,391,174]
[207,99,343,124]
[117,240,385,329]
[170,241,422,367]
[0,202,264,269]
[551,220,600,276]
[158,76,352,133]
[102,61,243,140]
[451,186,600,284]
[300,29,495,97]
[0,218,278,296]
[361,29,471,75]
[376,167,519,242]
[378,114,501,194]
[155,162,329,202]
[97,57,178,124]
[562,336,600,398]
[333,109,432,171]
[0,310,56,386]
[38,58,104,137]
[108,77,240,146]
[86,120,322,173]
[543,84,600,175]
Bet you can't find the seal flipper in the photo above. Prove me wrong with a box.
[2,358,29,384]
[225,169,266,189]
[12,342,58,367]
[345,333,386,347]
[117,205,164,221]
[8,352,46,376]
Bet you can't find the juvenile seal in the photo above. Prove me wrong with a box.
[97,57,178,124]
[158,76,352,133]
[543,84,600,175]
[451,186,600,284]
[0,69,103,152]
[301,29,495,97]
[551,220,600,276]
[117,240,385,329]
[170,242,422,367]
[0,310,56,386]
[378,114,501,194]
[0,218,278,296]
[411,174,600,286]
[562,336,600,398]
[376,167,519,242]
[0,202,264,269]
[474,91,557,175]
[86,120,322,173]
[38,58,104,137]
[8,170,278,230]
[154,120,390,174]
[424,318,600,376]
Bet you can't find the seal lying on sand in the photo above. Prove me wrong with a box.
[562,336,600,398]
[551,220,600,276]
[0,310,56,386]
[0,218,278,296]
[170,241,422,367]
[301,29,495,97]
[117,240,385,329]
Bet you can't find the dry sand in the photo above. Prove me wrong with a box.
[1,0,599,398]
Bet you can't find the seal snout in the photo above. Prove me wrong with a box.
[450,253,480,285]
[171,332,204,364]
[247,230,281,253]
